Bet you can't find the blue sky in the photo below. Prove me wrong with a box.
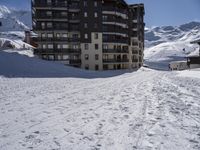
[0,0,200,27]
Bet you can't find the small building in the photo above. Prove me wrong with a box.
[169,61,188,71]
[187,39,200,69]
[24,30,38,48]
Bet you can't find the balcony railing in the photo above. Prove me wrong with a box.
[33,2,68,8]
[35,37,80,42]
[34,48,81,54]
[102,6,128,15]
[132,59,139,62]
[103,38,129,44]
[103,49,129,53]
[132,50,138,54]
[103,59,129,63]
[70,59,81,64]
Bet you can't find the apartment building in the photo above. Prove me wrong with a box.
[32,0,145,70]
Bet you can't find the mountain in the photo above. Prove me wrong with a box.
[144,21,200,69]
[0,5,31,31]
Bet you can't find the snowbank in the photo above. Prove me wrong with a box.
[177,69,200,79]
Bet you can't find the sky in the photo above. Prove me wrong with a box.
[0,0,200,27]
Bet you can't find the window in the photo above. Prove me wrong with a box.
[47,33,53,38]
[41,22,45,29]
[46,11,52,16]
[85,54,89,60]
[94,1,97,7]
[95,54,99,60]
[72,44,79,49]
[48,55,54,60]
[103,15,108,21]
[84,23,88,28]
[103,44,108,50]
[85,44,89,50]
[95,65,99,71]
[95,33,98,39]
[42,55,47,59]
[62,33,68,38]
[84,1,87,7]
[94,12,98,18]
[42,44,46,49]
[57,55,62,60]
[47,22,52,28]
[61,11,67,17]
[63,44,69,49]
[85,64,89,70]
[63,55,69,60]
[95,44,98,50]
[47,44,53,49]
[84,12,88,17]
[57,44,61,49]
[47,0,52,5]
[72,34,79,39]
[56,33,60,38]
[41,33,46,39]
[85,34,88,39]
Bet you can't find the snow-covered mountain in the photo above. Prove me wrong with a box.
[144,21,200,69]
[0,5,32,50]
[0,5,31,31]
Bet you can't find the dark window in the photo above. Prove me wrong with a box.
[84,1,87,7]
[95,44,98,50]
[85,44,88,50]
[85,64,89,70]
[95,54,99,60]
[85,54,89,60]
[95,33,98,39]
[95,65,99,70]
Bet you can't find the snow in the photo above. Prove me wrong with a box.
[178,69,200,79]
[0,5,31,31]
[0,50,200,150]
[144,21,200,70]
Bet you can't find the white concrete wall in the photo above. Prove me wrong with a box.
[81,33,103,70]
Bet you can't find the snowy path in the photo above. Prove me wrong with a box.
[0,69,200,150]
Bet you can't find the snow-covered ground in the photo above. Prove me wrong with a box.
[0,50,200,150]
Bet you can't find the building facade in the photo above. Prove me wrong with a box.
[32,0,145,70]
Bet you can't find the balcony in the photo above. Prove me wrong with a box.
[103,38,129,44]
[103,49,129,53]
[33,2,68,9]
[103,59,129,63]
[35,37,80,42]
[34,48,81,54]
[132,50,138,54]
[132,59,138,62]
[102,17,127,25]
[70,59,81,64]
[68,5,80,12]
[33,26,68,31]
[103,26,128,35]
[102,6,127,15]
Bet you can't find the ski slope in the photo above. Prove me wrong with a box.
[0,50,200,150]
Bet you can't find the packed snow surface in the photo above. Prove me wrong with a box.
[0,50,200,150]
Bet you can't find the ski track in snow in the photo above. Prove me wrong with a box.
[0,69,200,150]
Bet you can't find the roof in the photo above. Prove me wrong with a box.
[190,39,200,44]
